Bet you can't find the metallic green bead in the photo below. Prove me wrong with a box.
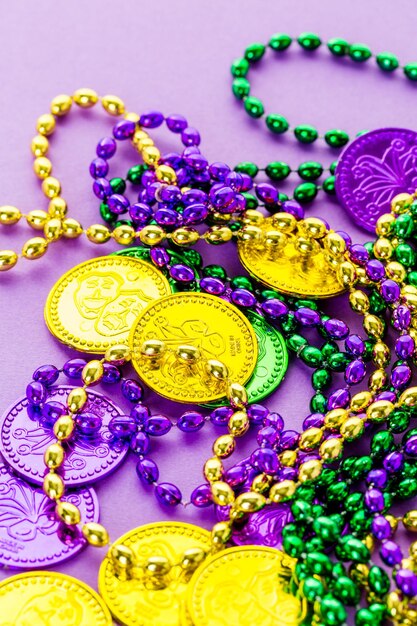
[265,113,289,134]
[235,161,259,177]
[127,164,147,185]
[202,264,227,279]
[230,276,253,291]
[229,221,241,232]
[302,577,324,602]
[376,52,399,72]
[369,290,385,314]
[327,481,349,503]
[297,161,323,181]
[100,202,116,224]
[371,430,394,457]
[300,346,323,368]
[231,58,250,77]
[321,341,338,359]
[349,43,372,62]
[310,392,327,414]
[294,125,318,144]
[244,97,264,118]
[113,219,133,229]
[280,313,297,333]
[329,161,338,174]
[398,477,417,499]
[327,352,350,372]
[265,161,291,181]
[291,499,312,521]
[282,523,302,539]
[316,469,337,487]
[368,565,390,595]
[408,271,417,287]
[388,408,410,433]
[403,460,417,478]
[322,175,336,195]
[232,77,250,100]
[278,192,289,202]
[350,457,373,480]
[269,33,292,51]
[327,38,349,57]
[294,182,318,203]
[110,177,126,194]
[297,32,321,51]
[282,535,304,558]
[295,485,315,502]
[287,334,308,352]
[345,492,364,512]
[332,563,346,578]
[324,129,349,148]
[244,43,266,62]
[355,608,375,626]
[335,535,370,563]
[394,213,414,238]
[332,575,360,606]
[181,249,202,270]
[242,192,258,209]
[305,552,332,576]
[261,289,283,300]
[395,242,416,267]
[312,368,331,391]
[320,595,347,626]
[295,299,318,311]
[404,62,417,81]
[368,603,387,623]
[312,516,340,542]
[364,241,374,257]
[350,509,371,533]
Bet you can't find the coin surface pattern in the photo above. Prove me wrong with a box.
[0,571,112,625]
[45,256,171,353]
[130,293,258,403]
[98,522,212,626]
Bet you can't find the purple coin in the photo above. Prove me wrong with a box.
[0,385,129,487]
[216,503,292,550]
[0,462,98,568]
[336,128,417,232]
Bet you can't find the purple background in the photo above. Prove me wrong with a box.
[0,0,416,602]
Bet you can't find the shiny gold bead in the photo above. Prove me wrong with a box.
[86,224,111,243]
[350,391,373,412]
[299,217,327,239]
[324,252,341,270]
[340,417,364,441]
[295,236,319,256]
[170,227,199,246]
[139,224,165,246]
[31,134,49,157]
[56,500,81,525]
[227,382,248,409]
[205,226,233,245]
[0,250,18,271]
[403,284,417,296]
[324,232,346,256]
[51,94,72,116]
[366,400,394,422]
[112,224,135,245]
[136,136,154,151]
[410,541,417,558]
[373,341,390,367]
[82,522,109,547]
[319,438,343,462]
[124,112,139,123]
[299,427,323,450]
[142,145,161,165]
[204,457,223,482]
[391,192,414,214]
[364,534,375,553]
[386,261,407,282]
[234,491,266,513]
[206,359,228,380]
[271,212,297,232]
[386,591,403,618]
[44,218,63,241]
[213,212,232,223]
[132,129,150,145]
[176,344,200,363]
[251,473,272,494]
[355,267,371,287]
[213,434,235,458]
[399,387,417,407]
[33,156,52,179]
[180,548,207,571]
[264,230,287,249]
[211,521,232,545]
[299,459,323,482]
[22,237,48,259]
[335,261,356,287]
[36,113,56,136]
[48,197,67,218]
[73,88,99,108]
[67,387,88,413]
[228,410,249,437]
[269,479,296,503]
[26,209,48,230]
[105,344,131,364]
[401,557,416,571]
[363,313,384,338]
[211,481,235,506]
[403,510,417,532]
[403,293,417,312]
[43,472,64,500]
[102,94,125,116]
[279,450,297,467]
[140,339,165,359]
[53,415,74,441]
[349,290,369,313]
[324,408,347,429]
[155,165,176,184]
[42,176,61,198]
[0,205,21,225]
[82,360,104,385]
[369,368,387,392]
[349,563,369,585]
[238,224,263,243]
[62,218,83,238]
[386,514,398,533]
[110,544,135,568]
[373,237,393,260]
[375,212,395,236]
[145,555,171,576]
[242,209,264,225]
[44,443,64,469]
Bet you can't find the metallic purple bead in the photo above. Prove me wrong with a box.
[295,307,320,327]
[144,415,172,436]
[366,259,385,281]
[261,299,289,318]
[141,170,157,187]
[371,515,392,540]
[102,363,122,384]
[184,153,208,171]
[26,381,46,406]
[383,451,404,473]
[108,194,129,215]
[89,157,109,179]
[130,404,149,425]
[209,162,231,181]
[155,482,182,506]
[375,390,396,403]
[33,364,59,387]
[155,208,181,227]
[392,305,412,330]
[380,279,400,303]
[396,334,415,358]
[255,182,278,204]
[182,189,208,205]
[181,126,201,146]
[250,448,279,474]
[280,430,299,450]
[168,264,194,283]
[263,411,284,431]
[336,230,351,247]
[324,318,349,339]
[224,464,248,488]
[129,203,152,225]
[113,119,136,140]
[121,379,143,402]
[109,415,138,439]
[302,413,324,429]
[140,110,164,128]
[396,569,417,597]
[225,172,244,192]
[130,431,150,455]
[210,406,233,426]
[76,413,102,437]
[391,364,411,389]
[278,466,298,481]
[231,288,256,308]
[150,247,170,268]
[191,484,212,507]
[380,540,403,566]
[405,435,417,456]
[349,244,369,266]
[257,426,280,447]
[41,401,65,426]
[158,185,181,204]
[366,469,387,489]
[247,404,270,425]
[96,137,116,159]
[200,277,226,296]
[210,185,236,211]
[177,411,205,432]
[93,177,112,200]
[166,114,187,133]
[345,359,366,385]
[345,334,365,356]
[239,173,253,192]
[176,167,190,186]
[282,199,303,219]
[63,358,87,379]
[183,203,209,225]
[234,193,246,212]
[136,458,159,484]
[327,388,351,410]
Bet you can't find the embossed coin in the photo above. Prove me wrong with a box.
[0,571,112,625]
[229,503,293,551]
[0,385,128,487]
[129,293,258,403]
[0,462,98,568]
[187,546,303,626]
[238,217,343,298]
[336,128,417,232]
[45,256,171,353]
[98,521,212,626]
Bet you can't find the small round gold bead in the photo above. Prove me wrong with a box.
[141,339,165,359]
[324,232,346,256]
[336,261,356,286]
[204,457,224,482]
[56,501,81,525]
[52,415,73,441]
[176,344,200,363]
[324,408,347,429]
[242,209,264,225]
[51,94,72,116]
[205,226,233,245]
[26,209,48,230]
[251,473,272,494]
[279,450,297,467]
[234,491,266,513]
[43,472,64,500]
[391,192,414,214]
[48,197,67,218]
[0,205,21,225]
[132,129,150,145]
[139,225,165,246]
[340,417,364,441]
[238,224,263,243]
[82,360,104,386]
[366,400,394,422]
[350,391,373,412]
[373,341,390,367]
[228,410,249,437]
[375,212,395,236]
[145,555,171,576]
[105,344,131,364]
[227,382,248,409]
[37,113,56,136]
[206,359,228,380]
[171,227,199,246]
[44,218,63,241]
[399,387,417,407]
[73,88,98,108]
[403,511,417,532]
[298,459,323,481]
[102,95,125,116]
[211,521,232,546]
[33,156,52,179]
[82,522,109,547]
[299,427,323,450]
[22,237,48,259]
[31,134,49,157]
[373,237,393,260]
[155,164,176,184]
[67,387,88,413]
[363,313,384,338]
[269,480,296,503]
[0,250,18,271]
[44,443,64,469]
[62,218,83,238]
[386,261,407,282]
[299,217,327,239]
[295,236,319,256]
[124,112,140,123]
[180,548,206,571]
[136,136,154,151]
[86,224,111,243]
[319,438,343,462]
[271,212,296,232]
[142,146,161,165]
[213,434,235,458]
[369,368,387,392]
[110,544,135,568]
[112,224,135,245]
[264,230,287,249]
[42,176,61,198]
[211,481,235,506]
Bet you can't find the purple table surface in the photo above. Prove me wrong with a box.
[0,0,416,607]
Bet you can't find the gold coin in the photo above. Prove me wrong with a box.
[187,546,304,626]
[129,293,258,403]
[0,570,112,625]
[238,217,344,298]
[45,256,171,353]
[98,521,212,626]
